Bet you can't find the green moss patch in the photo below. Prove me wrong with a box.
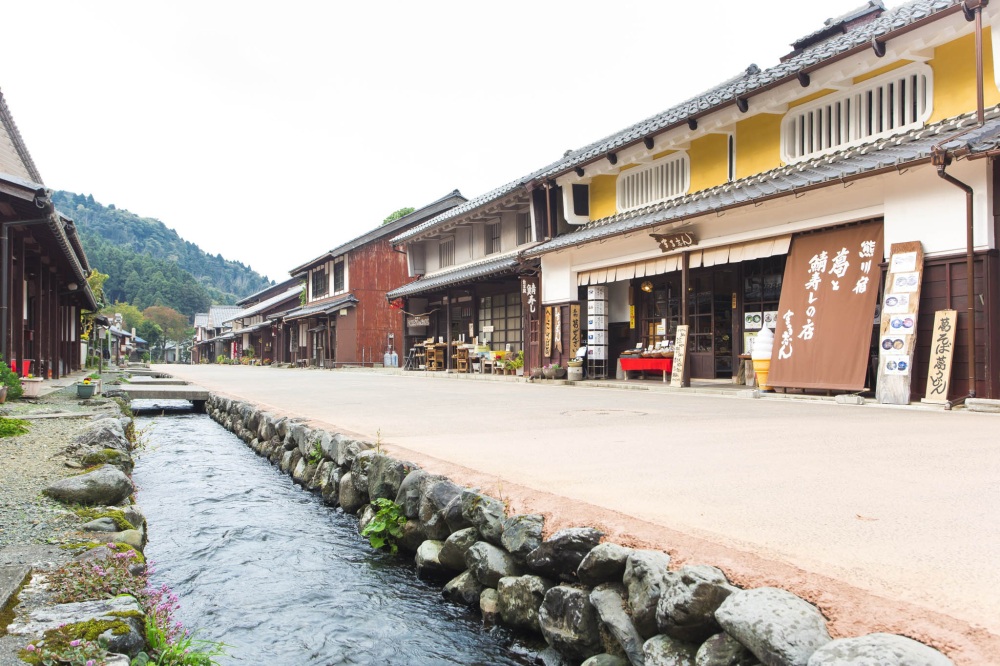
[18,619,130,664]
[0,571,29,638]
[73,508,136,531]
[80,449,129,467]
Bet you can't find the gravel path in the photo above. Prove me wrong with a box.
[0,381,127,665]
[0,390,122,550]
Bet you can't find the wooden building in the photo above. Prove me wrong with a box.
[0,90,96,378]
[396,0,1000,402]
[225,279,301,364]
[282,191,466,367]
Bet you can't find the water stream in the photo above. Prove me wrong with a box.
[132,408,538,665]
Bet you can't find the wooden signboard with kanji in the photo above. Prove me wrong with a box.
[544,307,553,358]
[923,309,957,403]
[670,325,689,387]
[876,241,924,405]
[570,304,580,356]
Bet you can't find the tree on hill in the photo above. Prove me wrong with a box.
[143,306,191,361]
[52,190,274,309]
[101,302,146,332]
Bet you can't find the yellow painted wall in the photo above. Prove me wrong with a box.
[930,27,1000,122]
[688,134,730,193]
[854,60,911,83]
[788,89,834,108]
[735,113,783,179]
[590,175,618,221]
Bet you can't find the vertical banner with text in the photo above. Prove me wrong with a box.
[768,222,884,391]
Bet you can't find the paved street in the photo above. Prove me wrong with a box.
[155,364,1000,663]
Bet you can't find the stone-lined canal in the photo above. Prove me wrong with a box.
[133,410,536,664]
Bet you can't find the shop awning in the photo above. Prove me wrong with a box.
[231,321,271,335]
[387,255,521,299]
[282,294,358,322]
[576,235,791,285]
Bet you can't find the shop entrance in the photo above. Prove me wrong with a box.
[635,268,737,380]
[687,270,735,379]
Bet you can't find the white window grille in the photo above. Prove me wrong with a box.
[616,152,690,212]
[782,63,932,162]
[485,222,501,255]
[439,238,455,268]
[516,212,532,245]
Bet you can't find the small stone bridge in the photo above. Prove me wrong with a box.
[106,376,210,412]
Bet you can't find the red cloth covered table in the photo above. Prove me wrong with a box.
[619,357,673,382]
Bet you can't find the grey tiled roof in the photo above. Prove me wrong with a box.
[231,321,271,335]
[193,313,209,328]
[391,178,531,245]
[526,108,1000,257]
[394,0,959,245]
[790,1,886,52]
[231,286,302,322]
[208,305,242,328]
[236,278,299,306]
[294,190,466,273]
[531,0,958,183]
[282,294,359,321]
[386,255,521,299]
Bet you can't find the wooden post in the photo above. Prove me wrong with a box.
[876,242,924,404]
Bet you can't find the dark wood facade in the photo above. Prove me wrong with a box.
[285,192,467,368]
[338,237,408,364]
[0,193,96,379]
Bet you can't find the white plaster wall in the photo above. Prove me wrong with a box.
[883,160,993,255]
[542,251,575,304]
[456,228,472,264]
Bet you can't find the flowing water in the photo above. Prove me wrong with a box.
[132,407,539,665]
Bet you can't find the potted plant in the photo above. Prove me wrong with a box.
[530,367,543,379]
[77,377,96,399]
[87,372,102,395]
[21,374,43,398]
[507,350,524,376]
[0,356,23,401]
[542,363,565,379]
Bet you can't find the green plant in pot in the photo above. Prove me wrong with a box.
[542,363,565,379]
[77,376,96,398]
[0,356,23,401]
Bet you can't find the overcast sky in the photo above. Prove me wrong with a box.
[1,0,875,283]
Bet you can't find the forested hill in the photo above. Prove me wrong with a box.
[53,191,274,315]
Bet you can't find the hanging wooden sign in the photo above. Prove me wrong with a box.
[570,304,580,355]
[544,307,553,358]
[555,306,563,354]
[670,325,689,387]
[520,277,539,319]
[651,231,697,253]
[923,309,957,404]
[876,241,924,405]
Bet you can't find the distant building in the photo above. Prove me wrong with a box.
[282,191,466,367]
